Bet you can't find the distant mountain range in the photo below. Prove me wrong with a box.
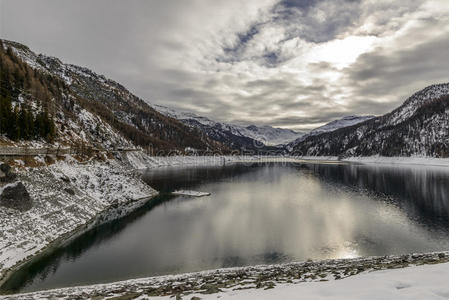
[151,104,304,148]
[2,39,449,157]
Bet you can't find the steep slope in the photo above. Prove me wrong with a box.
[152,104,303,149]
[1,39,225,153]
[292,83,449,157]
[287,115,374,151]
[308,115,375,136]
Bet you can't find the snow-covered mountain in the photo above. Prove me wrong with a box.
[292,83,449,157]
[152,104,304,147]
[309,115,375,136]
[244,125,304,146]
[287,115,375,150]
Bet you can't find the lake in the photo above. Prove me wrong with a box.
[3,161,449,293]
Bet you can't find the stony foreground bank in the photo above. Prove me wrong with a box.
[3,251,449,299]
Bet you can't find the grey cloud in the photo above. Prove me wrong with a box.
[1,0,448,132]
[343,27,449,111]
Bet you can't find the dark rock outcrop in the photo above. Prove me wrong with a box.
[0,163,16,182]
[0,182,33,211]
[64,188,75,195]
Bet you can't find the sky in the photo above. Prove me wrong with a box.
[1,0,449,131]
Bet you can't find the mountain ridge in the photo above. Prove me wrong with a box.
[151,104,304,147]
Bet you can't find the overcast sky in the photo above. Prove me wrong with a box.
[1,0,448,131]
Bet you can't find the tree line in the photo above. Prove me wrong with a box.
[0,95,55,141]
[0,39,57,142]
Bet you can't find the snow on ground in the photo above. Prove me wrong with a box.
[127,153,449,171]
[344,155,449,167]
[0,157,157,287]
[182,262,449,300]
[124,152,264,170]
[296,155,449,168]
[172,190,211,197]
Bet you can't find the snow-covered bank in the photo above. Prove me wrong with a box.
[5,252,449,299]
[297,155,449,168]
[124,152,330,170]
[344,156,449,167]
[124,152,264,170]
[0,158,157,288]
[187,262,449,300]
[126,152,449,170]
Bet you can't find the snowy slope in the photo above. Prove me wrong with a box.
[152,104,304,146]
[309,115,375,136]
[287,115,375,150]
[194,262,449,300]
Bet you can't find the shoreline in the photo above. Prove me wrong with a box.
[297,155,449,168]
[4,251,449,299]
[2,153,449,297]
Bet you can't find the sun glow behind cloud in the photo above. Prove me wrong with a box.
[308,36,377,69]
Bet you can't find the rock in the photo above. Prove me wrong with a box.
[64,188,75,195]
[0,163,11,175]
[0,163,16,182]
[60,175,71,183]
[0,182,33,211]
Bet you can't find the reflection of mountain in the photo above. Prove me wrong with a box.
[302,163,449,228]
[141,163,264,192]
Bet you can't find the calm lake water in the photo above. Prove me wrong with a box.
[3,161,449,293]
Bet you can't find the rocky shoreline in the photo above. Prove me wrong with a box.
[3,251,449,299]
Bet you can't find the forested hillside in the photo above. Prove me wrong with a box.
[0,40,56,142]
[0,39,227,153]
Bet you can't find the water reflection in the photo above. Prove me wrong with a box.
[303,164,449,226]
[3,162,449,294]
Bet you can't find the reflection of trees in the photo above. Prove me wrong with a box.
[300,163,449,229]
